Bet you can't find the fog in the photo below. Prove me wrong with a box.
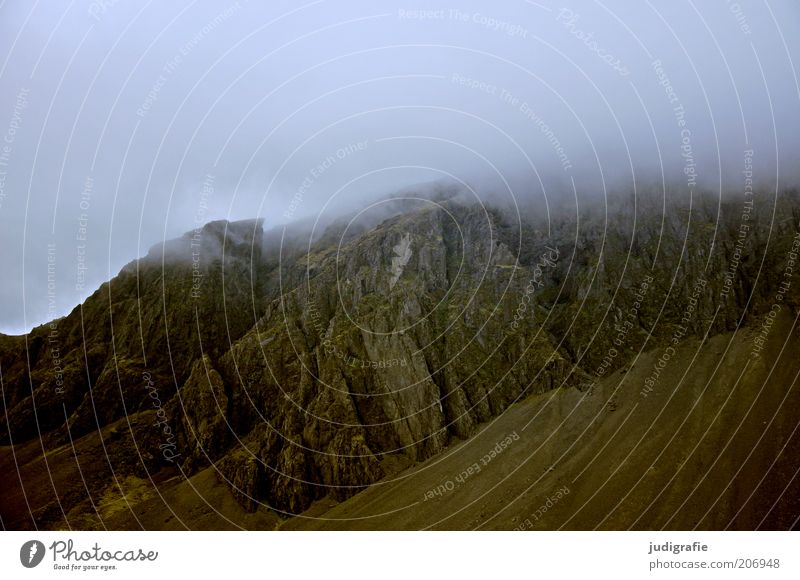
[0,0,798,334]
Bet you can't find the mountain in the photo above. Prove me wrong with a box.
[1,187,799,530]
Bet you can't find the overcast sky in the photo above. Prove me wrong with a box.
[0,0,799,334]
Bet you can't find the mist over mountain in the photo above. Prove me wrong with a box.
[1,0,800,334]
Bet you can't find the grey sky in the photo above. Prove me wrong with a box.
[0,0,798,334]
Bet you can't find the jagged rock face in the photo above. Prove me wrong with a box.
[214,203,576,512]
[203,193,800,514]
[1,190,799,520]
[166,355,229,471]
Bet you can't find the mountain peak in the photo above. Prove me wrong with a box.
[135,217,265,267]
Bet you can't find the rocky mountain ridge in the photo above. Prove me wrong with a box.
[1,187,799,526]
